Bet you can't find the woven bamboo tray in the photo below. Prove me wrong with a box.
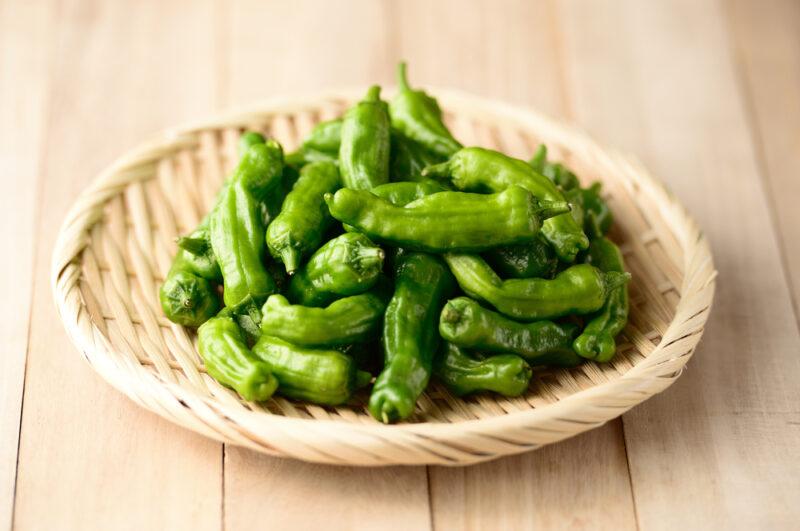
[52,90,716,466]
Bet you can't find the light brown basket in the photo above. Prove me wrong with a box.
[52,90,716,466]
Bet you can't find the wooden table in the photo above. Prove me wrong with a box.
[3,1,799,529]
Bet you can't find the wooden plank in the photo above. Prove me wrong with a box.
[394,1,637,529]
[0,1,54,527]
[221,2,431,530]
[728,0,800,317]
[560,0,800,528]
[13,1,223,529]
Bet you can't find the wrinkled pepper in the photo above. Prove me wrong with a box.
[483,233,558,279]
[339,85,391,190]
[434,343,532,397]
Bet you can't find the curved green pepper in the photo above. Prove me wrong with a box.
[574,237,629,362]
[580,182,613,238]
[528,144,580,191]
[370,179,447,206]
[434,343,532,397]
[287,233,385,307]
[444,254,630,321]
[389,130,443,182]
[266,160,341,273]
[339,85,390,190]
[483,234,558,279]
[424,147,589,262]
[389,62,462,158]
[260,293,385,347]
[198,316,278,401]
[211,179,277,307]
[302,118,342,155]
[252,335,371,406]
[369,253,455,423]
[325,186,569,253]
[439,297,582,367]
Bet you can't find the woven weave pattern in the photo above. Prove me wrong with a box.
[52,91,715,465]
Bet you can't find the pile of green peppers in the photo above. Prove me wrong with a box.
[159,62,631,422]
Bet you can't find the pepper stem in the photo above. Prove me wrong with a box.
[534,200,571,220]
[177,235,210,256]
[396,61,410,91]
[528,144,547,169]
[604,271,632,292]
[364,85,381,102]
[440,305,462,324]
[420,161,451,181]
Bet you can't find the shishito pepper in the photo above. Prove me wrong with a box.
[580,182,613,238]
[439,297,582,367]
[287,233,385,307]
[266,160,341,273]
[260,293,386,348]
[424,147,589,262]
[444,254,630,321]
[339,85,391,190]
[528,144,580,191]
[198,316,278,401]
[484,234,558,280]
[370,179,447,206]
[325,186,569,253]
[434,343,532,397]
[302,118,342,155]
[574,237,630,362]
[389,131,444,182]
[252,335,371,406]
[369,253,455,424]
[389,62,462,158]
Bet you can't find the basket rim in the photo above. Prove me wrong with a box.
[51,89,716,464]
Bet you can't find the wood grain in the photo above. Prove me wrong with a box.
[12,1,223,529]
[560,0,800,528]
[0,2,54,528]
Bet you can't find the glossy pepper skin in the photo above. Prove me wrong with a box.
[302,118,342,155]
[260,293,386,348]
[211,179,277,307]
[574,237,629,362]
[389,130,443,182]
[198,316,278,401]
[439,297,582,367]
[252,335,371,406]
[339,85,391,190]
[484,234,558,280]
[389,62,462,158]
[444,254,631,321]
[287,233,385,307]
[528,144,580,191]
[368,253,455,424]
[424,147,589,262]
[266,160,341,273]
[434,343,532,397]
[326,186,569,254]
[370,179,447,206]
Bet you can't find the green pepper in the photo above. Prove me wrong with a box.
[370,179,447,206]
[389,62,462,158]
[260,293,385,348]
[325,186,569,254]
[424,147,589,262]
[434,343,532,397]
[302,118,342,155]
[339,85,391,190]
[198,316,278,401]
[574,237,629,362]
[266,160,341,273]
[234,139,285,202]
[238,131,266,154]
[580,182,613,238]
[389,130,443,182]
[483,234,558,279]
[211,179,277,307]
[252,335,371,406]
[439,297,582,367]
[368,253,455,423]
[444,254,630,321]
[528,144,580,191]
[287,233,385,307]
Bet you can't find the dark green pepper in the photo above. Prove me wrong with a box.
[444,254,630,321]
[198,316,278,401]
[424,147,589,262]
[389,130,444,182]
[434,343,532,397]
[339,85,391,190]
[528,144,580,191]
[368,253,455,424]
[211,179,277,307]
[389,62,462,158]
[260,293,385,347]
[580,182,613,238]
[266,160,341,273]
[287,233,385,307]
[370,179,447,206]
[325,186,569,253]
[483,234,558,279]
[574,237,629,362]
[252,335,371,406]
[439,297,582,367]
